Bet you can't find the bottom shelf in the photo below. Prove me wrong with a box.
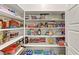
[23,43,65,47]
[20,46,65,55]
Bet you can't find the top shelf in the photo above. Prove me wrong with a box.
[0,10,24,21]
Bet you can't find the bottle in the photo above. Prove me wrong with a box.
[37,29,41,35]
[27,29,31,35]
[25,37,28,43]
[45,22,48,27]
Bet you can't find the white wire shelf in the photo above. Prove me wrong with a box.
[23,43,65,47]
[14,47,24,55]
[0,27,24,31]
[25,35,65,38]
[25,27,65,30]
[0,36,24,50]
[25,19,65,22]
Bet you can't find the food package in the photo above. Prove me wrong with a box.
[58,41,65,46]
[9,20,20,28]
[3,31,10,43]
[29,38,45,43]
[43,50,54,55]
[56,37,65,46]
[0,20,3,29]
[25,49,33,55]
[2,44,21,54]
[34,49,43,55]
[10,31,19,38]
[0,32,4,44]
[47,38,54,44]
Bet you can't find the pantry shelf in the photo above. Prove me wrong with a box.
[23,43,65,47]
[0,27,24,31]
[25,35,65,38]
[14,47,24,55]
[25,27,65,30]
[0,36,24,50]
[0,10,24,20]
[25,19,65,22]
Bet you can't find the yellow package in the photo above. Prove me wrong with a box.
[47,38,54,44]
[0,32,4,44]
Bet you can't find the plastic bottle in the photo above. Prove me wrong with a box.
[37,29,41,35]
[45,22,48,27]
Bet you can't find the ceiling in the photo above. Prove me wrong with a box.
[18,4,75,11]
